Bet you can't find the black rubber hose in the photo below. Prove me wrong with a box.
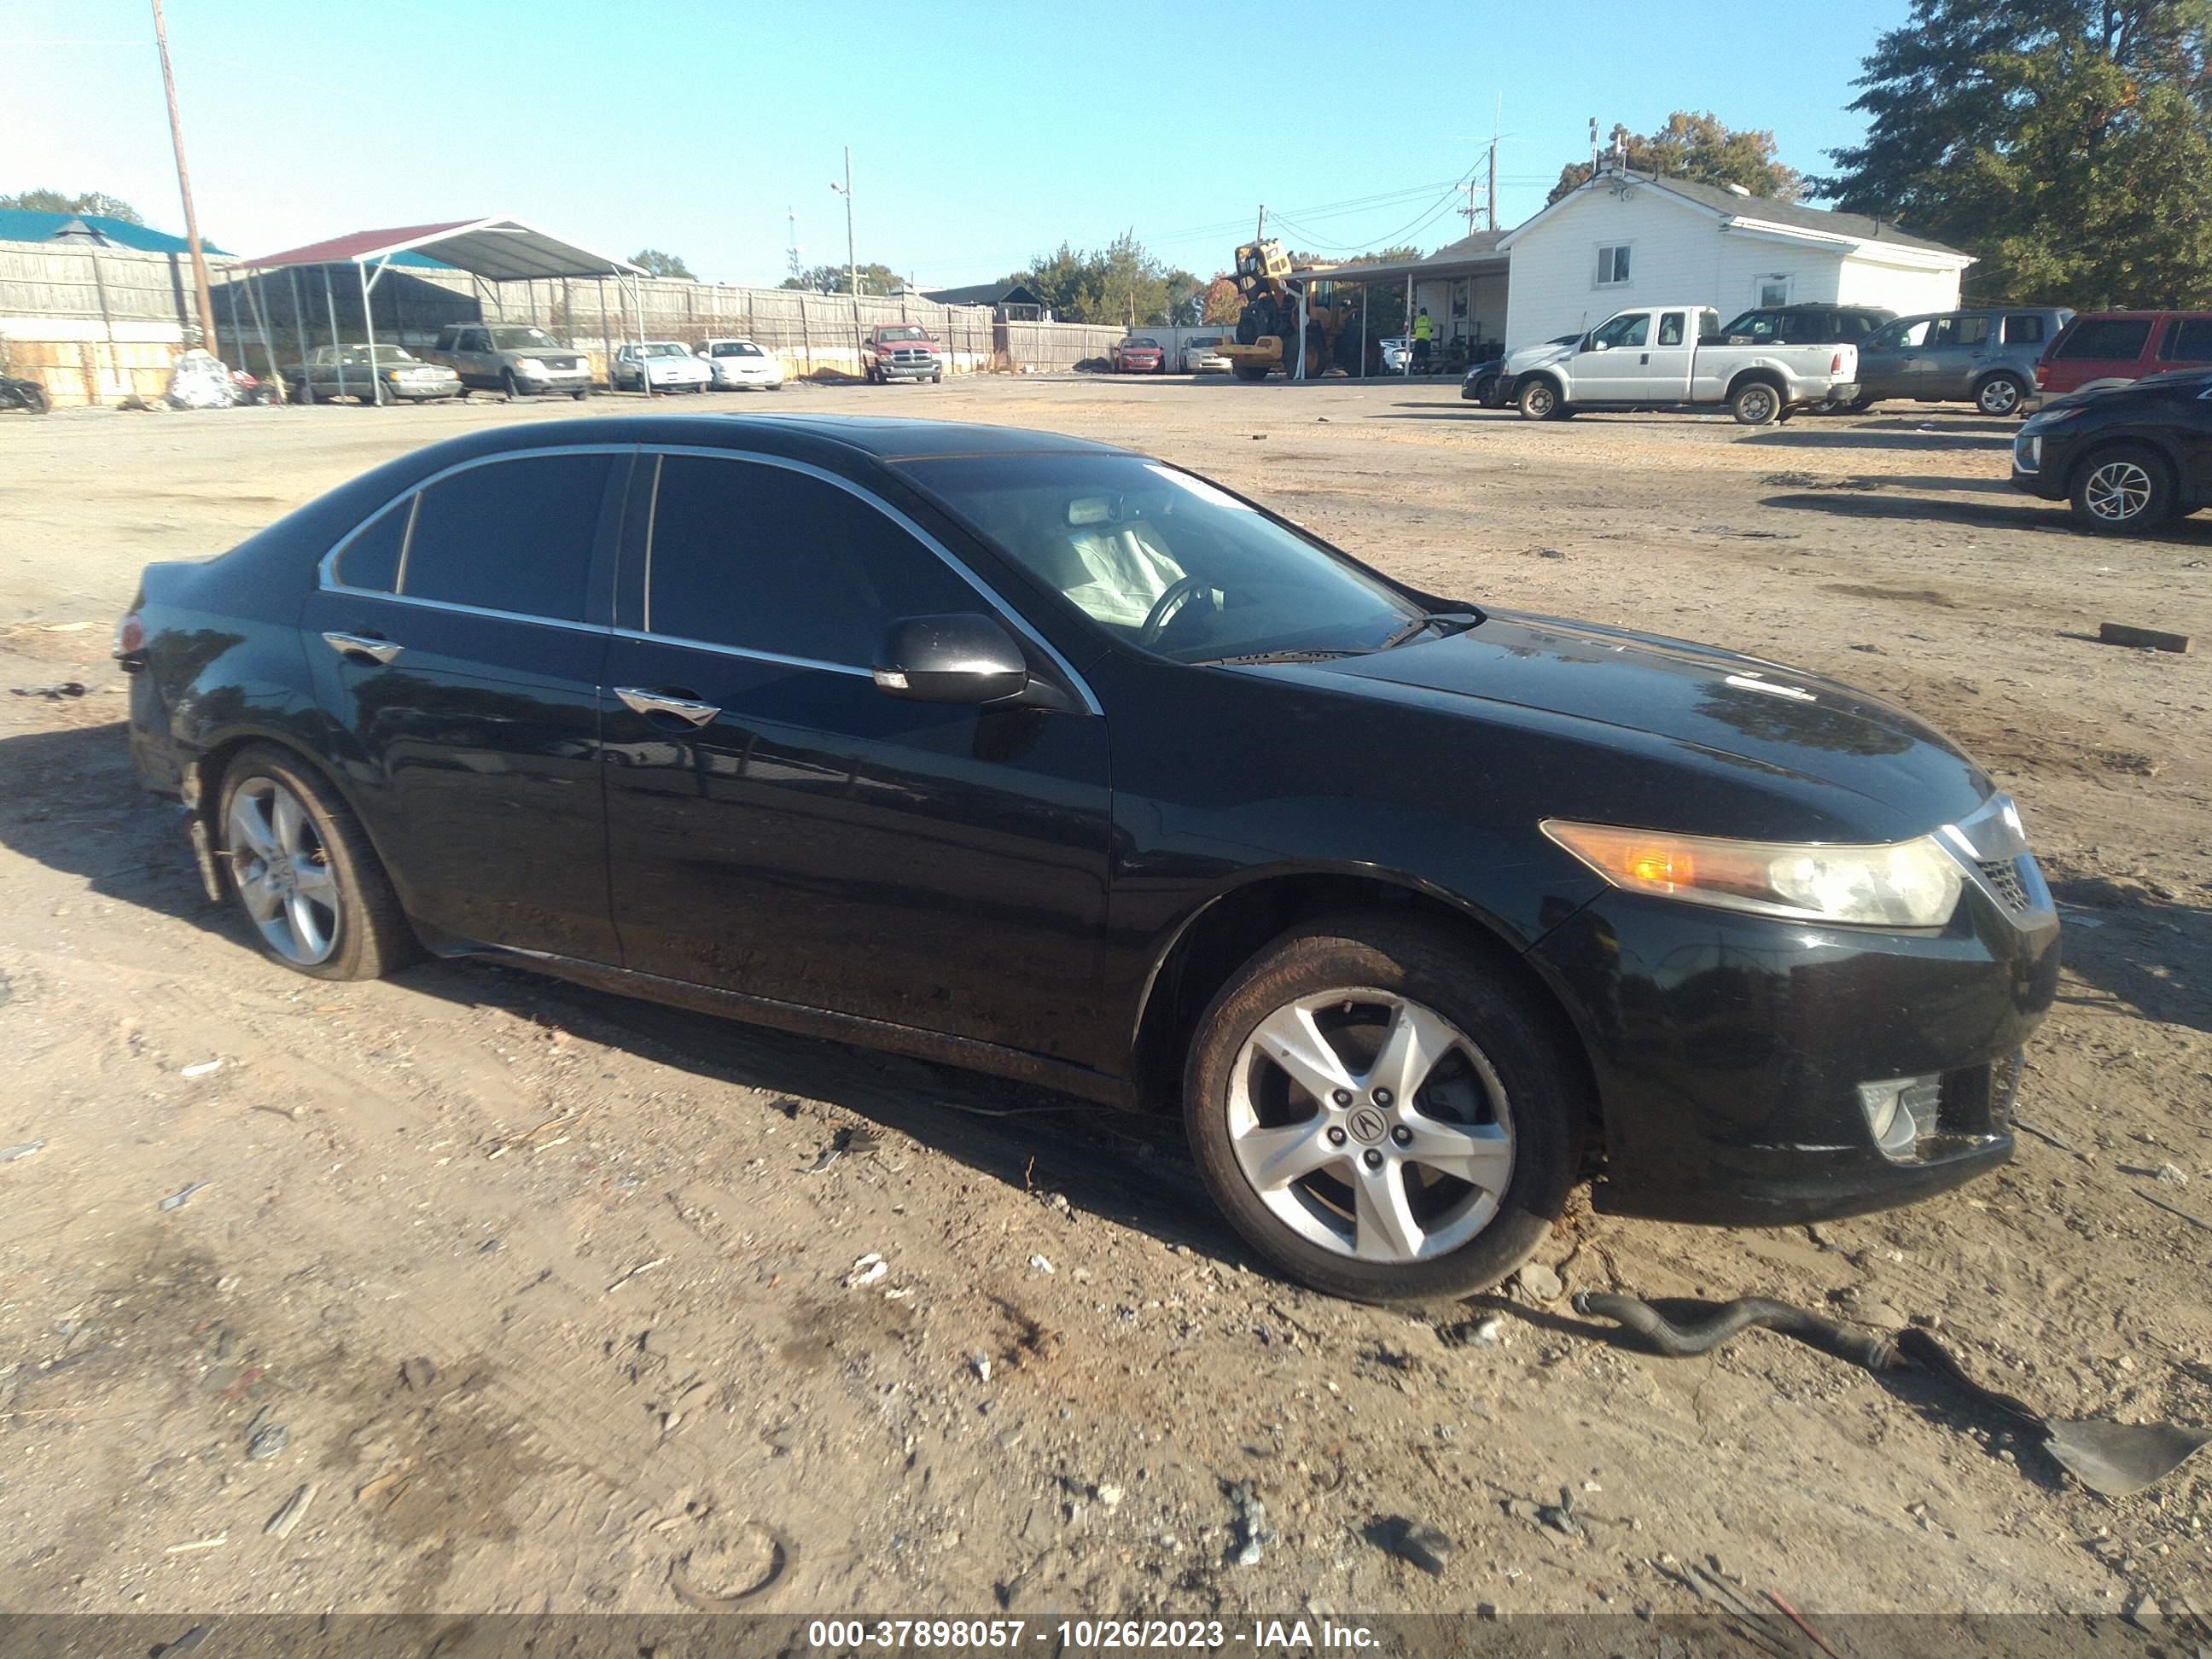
[1572,1291,1901,1370]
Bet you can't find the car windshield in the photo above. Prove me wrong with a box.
[1128,338,1159,347]
[486,327,561,349]
[711,341,763,357]
[878,327,928,341]
[643,343,688,357]
[900,454,1432,664]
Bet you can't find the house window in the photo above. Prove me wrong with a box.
[1595,244,1632,287]
[1755,275,1792,307]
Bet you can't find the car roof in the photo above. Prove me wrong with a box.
[393,413,1132,469]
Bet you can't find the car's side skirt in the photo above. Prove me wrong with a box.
[434,938,1137,1110]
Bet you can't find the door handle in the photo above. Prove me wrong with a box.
[615,686,720,727]
[1639,353,1650,364]
[321,631,401,666]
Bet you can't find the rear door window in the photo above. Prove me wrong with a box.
[2003,314,2046,345]
[1929,316,1990,348]
[643,457,979,666]
[2159,318,2212,363]
[402,454,614,621]
[2052,318,2154,361]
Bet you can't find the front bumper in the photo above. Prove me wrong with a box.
[2009,428,2068,498]
[516,372,593,393]
[1531,866,2059,1225]
[876,364,940,380]
[387,381,461,401]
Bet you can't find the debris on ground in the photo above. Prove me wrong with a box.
[969,1351,992,1383]
[2096,621,2192,654]
[2155,1161,2189,1187]
[842,1253,888,1289]
[1513,1261,1565,1303]
[1027,1254,1055,1276]
[399,1357,437,1391]
[245,1423,288,1460]
[1093,1482,1123,1510]
[1371,1515,1456,1576]
[1226,1480,1269,1568]
[1,1140,44,1162]
[158,1180,210,1212]
[603,1255,668,1293]
[179,1060,222,1079]
[264,1482,317,1538]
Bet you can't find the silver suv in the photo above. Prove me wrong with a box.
[424,323,593,400]
[1851,307,2074,417]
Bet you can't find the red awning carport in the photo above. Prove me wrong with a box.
[240,217,649,404]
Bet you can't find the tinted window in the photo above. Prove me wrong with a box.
[1930,316,1990,348]
[646,457,978,665]
[1657,311,1685,346]
[2053,318,2153,361]
[2161,318,2212,362]
[403,454,613,620]
[336,498,410,592]
[2003,314,2046,345]
[1721,311,1781,342]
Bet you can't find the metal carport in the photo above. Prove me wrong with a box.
[238,217,649,405]
[1287,232,1510,380]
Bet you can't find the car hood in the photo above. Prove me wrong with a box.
[514,348,582,363]
[1301,610,1992,838]
[877,337,937,351]
[1504,341,1574,374]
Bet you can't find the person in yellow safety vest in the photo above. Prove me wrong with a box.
[1412,307,1434,370]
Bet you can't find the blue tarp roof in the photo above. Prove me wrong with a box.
[0,208,234,256]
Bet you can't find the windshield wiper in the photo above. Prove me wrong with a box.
[1192,649,1365,667]
[1377,611,1481,650]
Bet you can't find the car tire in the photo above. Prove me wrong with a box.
[2068,443,2176,533]
[502,370,522,401]
[1183,915,1581,1304]
[1843,393,1876,414]
[574,389,591,400]
[1516,378,1562,421]
[215,745,417,982]
[452,387,468,402]
[1976,373,2027,418]
[1730,380,1782,425]
[933,373,943,384]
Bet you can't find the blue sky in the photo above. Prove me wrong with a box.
[7,0,1914,288]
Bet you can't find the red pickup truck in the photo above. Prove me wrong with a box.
[861,324,943,384]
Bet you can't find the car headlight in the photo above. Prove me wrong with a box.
[519,359,549,376]
[1540,820,1965,928]
[2022,405,2082,434]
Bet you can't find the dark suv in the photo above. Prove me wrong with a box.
[1717,304,1895,347]
[117,415,2058,1303]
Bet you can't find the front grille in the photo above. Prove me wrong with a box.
[890,349,933,364]
[1977,857,2029,911]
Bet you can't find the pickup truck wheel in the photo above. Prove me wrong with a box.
[1516,378,1561,421]
[1976,373,2026,417]
[1183,914,1580,1303]
[2069,443,2175,533]
[1843,393,1876,414]
[1730,381,1782,425]
[932,373,943,384]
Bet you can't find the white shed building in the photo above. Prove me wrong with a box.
[1496,167,1973,350]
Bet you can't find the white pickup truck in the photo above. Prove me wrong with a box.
[1512,305,1860,426]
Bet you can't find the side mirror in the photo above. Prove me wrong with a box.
[1587,338,1610,352]
[873,613,1029,705]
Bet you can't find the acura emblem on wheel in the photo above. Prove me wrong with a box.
[1348,1106,1388,1144]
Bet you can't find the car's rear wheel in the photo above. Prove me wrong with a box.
[1730,380,1782,425]
[216,747,416,981]
[1976,373,2026,417]
[1184,917,1580,1303]
[2069,443,2176,533]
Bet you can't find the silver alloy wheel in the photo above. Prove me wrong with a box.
[2084,459,2154,522]
[1737,385,1778,423]
[1978,376,2021,416]
[225,777,341,966]
[1226,989,1516,1263]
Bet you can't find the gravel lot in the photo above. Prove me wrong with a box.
[0,378,2207,1626]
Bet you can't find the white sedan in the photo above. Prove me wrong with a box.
[613,341,713,393]
[699,337,785,392]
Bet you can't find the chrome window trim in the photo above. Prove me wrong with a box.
[311,587,611,637]
[637,445,1104,717]
[610,627,871,680]
[315,443,638,605]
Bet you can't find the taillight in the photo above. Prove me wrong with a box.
[113,611,145,666]
[1831,352,1843,374]
[2034,362,2048,387]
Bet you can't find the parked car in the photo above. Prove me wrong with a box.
[1111,336,1167,374]
[282,345,462,405]
[861,324,942,384]
[423,323,592,399]
[1715,304,1895,346]
[1514,305,1861,424]
[2034,311,2212,405]
[1850,308,2071,416]
[1182,335,1229,374]
[1377,336,1413,374]
[1464,334,1583,407]
[612,341,713,394]
[117,414,2057,1303]
[698,337,784,392]
[2011,368,2212,533]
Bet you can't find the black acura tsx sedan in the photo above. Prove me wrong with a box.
[118,414,2059,1301]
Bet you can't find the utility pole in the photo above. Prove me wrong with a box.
[1256,204,1266,245]
[830,148,859,366]
[1486,135,1499,232]
[785,206,801,285]
[150,0,217,358]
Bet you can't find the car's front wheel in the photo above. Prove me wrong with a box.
[2069,443,2176,533]
[1516,378,1562,421]
[1184,917,1580,1303]
[216,747,416,981]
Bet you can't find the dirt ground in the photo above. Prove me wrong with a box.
[0,378,2207,1628]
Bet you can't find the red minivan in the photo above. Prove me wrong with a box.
[2035,311,2212,399]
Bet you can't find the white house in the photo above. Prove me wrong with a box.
[1495,167,1974,350]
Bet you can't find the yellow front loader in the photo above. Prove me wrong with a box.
[1219,239,1359,381]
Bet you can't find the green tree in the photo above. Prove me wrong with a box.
[630,247,696,280]
[0,188,144,224]
[1816,0,2212,306]
[779,261,902,294]
[1548,113,1804,205]
[1010,233,1200,325]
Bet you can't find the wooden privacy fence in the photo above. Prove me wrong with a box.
[0,239,1139,405]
